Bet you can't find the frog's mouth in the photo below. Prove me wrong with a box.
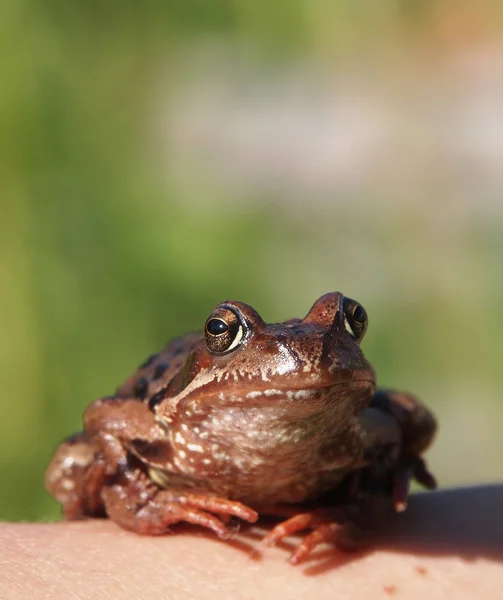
[247,367,377,399]
[198,370,377,419]
[242,376,374,401]
[167,366,376,413]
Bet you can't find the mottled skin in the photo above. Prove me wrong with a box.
[45,293,437,564]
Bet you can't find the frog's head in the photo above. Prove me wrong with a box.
[159,293,376,420]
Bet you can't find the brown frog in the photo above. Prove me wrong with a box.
[45,293,437,564]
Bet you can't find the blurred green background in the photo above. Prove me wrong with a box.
[2,1,502,522]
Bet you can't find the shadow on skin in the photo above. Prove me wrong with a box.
[380,484,503,560]
[204,483,503,574]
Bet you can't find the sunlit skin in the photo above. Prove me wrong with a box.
[45,292,437,564]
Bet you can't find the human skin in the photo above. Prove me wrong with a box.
[1,485,502,600]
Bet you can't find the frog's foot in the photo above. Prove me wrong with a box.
[262,506,357,565]
[393,456,437,512]
[129,489,259,539]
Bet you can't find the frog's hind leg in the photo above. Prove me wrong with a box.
[44,431,106,520]
[369,389,438,511]
[370,389,437,462]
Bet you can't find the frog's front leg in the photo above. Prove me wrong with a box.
[100,467,258,539]
[82,396,258,537]
[259,409,399,563]
[261,494,394,565]
[368,389,437,510]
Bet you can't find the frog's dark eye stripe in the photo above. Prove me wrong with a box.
[204,306,246,354]
[152,363,168,380]
[139,354,158,370]
[148,388,167,411]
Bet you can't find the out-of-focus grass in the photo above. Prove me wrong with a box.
[1,2,502,522]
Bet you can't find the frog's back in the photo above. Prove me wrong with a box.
[115,332,201,401]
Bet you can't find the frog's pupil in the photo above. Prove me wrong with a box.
[353,305,365,323]
[207,318,229,336]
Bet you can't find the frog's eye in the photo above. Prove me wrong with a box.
[342,297,368,342]
[204,307,245,354]
[206,319,229,336]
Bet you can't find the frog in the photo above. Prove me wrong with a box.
[45,292,437,564]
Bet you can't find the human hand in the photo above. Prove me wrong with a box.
[1,485,502,599]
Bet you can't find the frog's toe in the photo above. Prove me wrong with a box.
[288,522,341,564]
[175,491,259,524]
[392,456,437,512]
[263,511,321,547]
[413,457,437,490]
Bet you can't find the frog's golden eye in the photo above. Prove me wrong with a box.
[204,307,245,354]
[342,297,368,342]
